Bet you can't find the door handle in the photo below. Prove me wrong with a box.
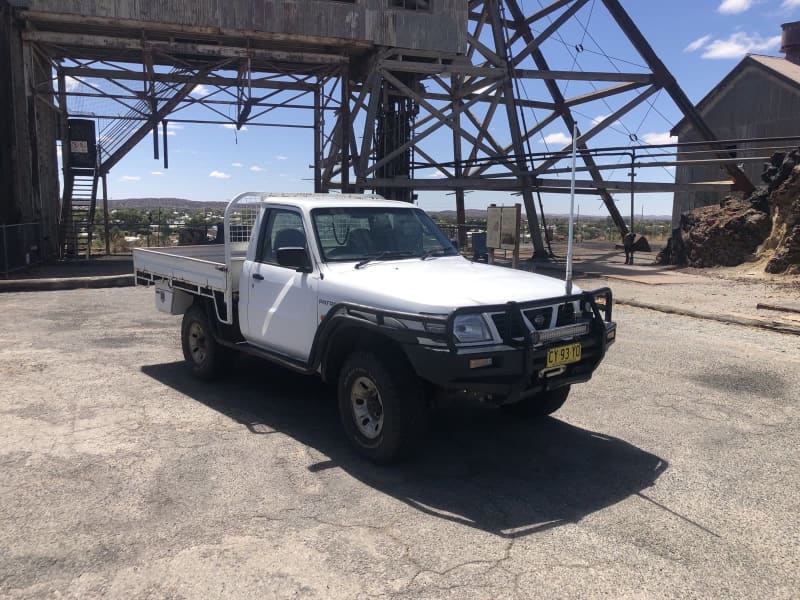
[252,273,264,281]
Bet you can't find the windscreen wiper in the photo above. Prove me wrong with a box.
[355,251,416,269]
[420,248,453,260]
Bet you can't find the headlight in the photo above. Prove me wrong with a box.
[453,314,493,343]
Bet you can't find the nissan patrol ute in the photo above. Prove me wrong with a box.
[134,192,616,461]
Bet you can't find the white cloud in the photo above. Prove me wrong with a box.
[249,165,263,172]
[275,155,288,160]
[718,0,752,14]
[151,171,164,176]
[232,162,243,168]
[701,32,781,59]
[120,175,141,182]
[191,84,210,97]
[425,169,449,179]
[209,171,231,179]
[783,0,800,7]
[163,122,182,136]
[684,35,712,53]
[642,132,678,146]
[221,124,247,131]
[541,132,572,146]
[65,76,81,92]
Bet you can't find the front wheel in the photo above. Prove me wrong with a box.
[504,385,571,417]
[337,351,428,463]
[181,304,229,380]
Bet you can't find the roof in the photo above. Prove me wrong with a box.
[671,54,800,135]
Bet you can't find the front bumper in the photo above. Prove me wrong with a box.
[403,290,616,403]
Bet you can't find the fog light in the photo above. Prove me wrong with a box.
[469,358,493,369]
[606,326,617,342]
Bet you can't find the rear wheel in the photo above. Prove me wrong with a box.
[181,304,229,380]
[504,385,571,417]
[338,351,428,463]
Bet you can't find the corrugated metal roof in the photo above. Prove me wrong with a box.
[671,54,800,135]
[749,54,800,83]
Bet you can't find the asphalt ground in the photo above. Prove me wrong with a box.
[1,287,798,599]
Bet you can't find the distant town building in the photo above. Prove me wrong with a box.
[671,22,800,226]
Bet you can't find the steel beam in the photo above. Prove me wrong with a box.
[361,177,730,193]
[488,0,545,255]
[59,67,316,92]
[505,0,630,236]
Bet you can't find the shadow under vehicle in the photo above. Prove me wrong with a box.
[142,358,666,538]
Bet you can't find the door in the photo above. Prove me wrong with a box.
[243,208,318,360]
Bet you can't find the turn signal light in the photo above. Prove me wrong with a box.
[469,358,493,369]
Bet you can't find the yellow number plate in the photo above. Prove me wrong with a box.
[546,343,582,367]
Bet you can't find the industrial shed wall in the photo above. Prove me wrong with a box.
[1,1,61,257]
[1,2,32,226]
[23,0,468,54]
[673,63,800,226]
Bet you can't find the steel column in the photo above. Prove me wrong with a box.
[488,0,545,256]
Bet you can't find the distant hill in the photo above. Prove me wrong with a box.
[428,209,494,219]
[108,198,670,220]
[428,209,671,221]
[109,198,227,211]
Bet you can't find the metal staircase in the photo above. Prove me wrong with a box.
[61,167,99,258]
[97,68,184,166]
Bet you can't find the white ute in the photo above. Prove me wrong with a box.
[134,192,617,462]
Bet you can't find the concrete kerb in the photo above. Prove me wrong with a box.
[527,257,800,336]
[615,298,800,336]
[0,274,134,293]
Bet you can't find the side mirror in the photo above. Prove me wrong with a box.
[276,247,312,273]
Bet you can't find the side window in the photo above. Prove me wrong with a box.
[257,209,307,265]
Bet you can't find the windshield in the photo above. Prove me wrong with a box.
[311,206,459,263]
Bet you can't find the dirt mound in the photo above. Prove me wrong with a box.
[655,200,770,267]
[761,151,800,274]
[657,149,800,273]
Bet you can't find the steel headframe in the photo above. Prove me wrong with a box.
[318,0,755,254]
[25,1,755,257]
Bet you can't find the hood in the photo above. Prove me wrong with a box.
[320,256,578,313]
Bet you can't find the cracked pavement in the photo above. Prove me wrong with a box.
[1,287,798,598]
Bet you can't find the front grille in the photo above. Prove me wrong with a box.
[491,301,588,344]
[556,302,577,326]
[523,307,553,330]
[491,312,527,340]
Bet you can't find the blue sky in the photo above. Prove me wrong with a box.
[88,0,800,217]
